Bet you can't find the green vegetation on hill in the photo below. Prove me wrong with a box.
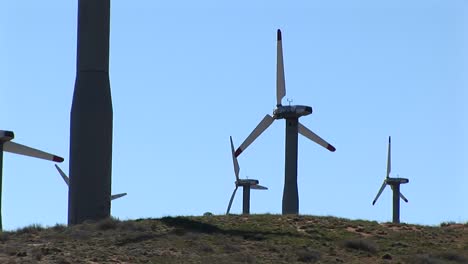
[0,215,466,263]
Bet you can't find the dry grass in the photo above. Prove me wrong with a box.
[0,215,465,263]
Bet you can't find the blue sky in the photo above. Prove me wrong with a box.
[0,0,466,230]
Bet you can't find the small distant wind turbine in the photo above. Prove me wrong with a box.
[54,165,126,200]
[0,130,64,230]
[372,136,409,223]
[226,136,267,215]
[234,29,335,214]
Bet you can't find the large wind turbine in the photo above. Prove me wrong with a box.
[234,30,336,214]
[0,130,64,230]
[226,136,267,215]
[54,165,126,201]
[372,136,409,223]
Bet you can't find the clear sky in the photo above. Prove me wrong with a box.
[0,0,466,230]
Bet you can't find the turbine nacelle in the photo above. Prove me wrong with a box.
[273,105,312,119]
[0,131,14,142]
[386,177,409,185]
[236,179,259,186]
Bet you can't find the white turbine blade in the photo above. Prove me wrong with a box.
[3,141,64,162]
[251,184,268,190]
[230,136,240,181]
[235,114,274,157]
[387,136,391,178]
[226,186,238,214]
[276,29,286,106]
[54,164,69,186]
[298,123,336,152]
[55,163,126,201]
[372,180,387,205]
[399,192,408,203]
[111,193,127,200]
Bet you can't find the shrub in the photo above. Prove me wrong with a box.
[222,242,241,253]
[342,239,377,253]
[52,223,67,232]
[30,246,43,261]
[15,224,44,234]
[161,216,220,234]
[405,254,444,264]
[231,253,256,263]
[115,233,155,246]
[96,217,120,231]
[197,242,214,253]
[0,232,9,242]
[119,220,147,232]
[436,251,468,263]
[440,221,457,227]
[296,248,321,262]
[405,253,468,264]
[66,226,93,240]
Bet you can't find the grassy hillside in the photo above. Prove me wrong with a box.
[0,215,466,263]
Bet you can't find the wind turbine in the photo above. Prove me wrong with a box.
[226,136,267,215]
[0,130,64,230]
[234,29,336,214]
[372,136,409,223]
[54,165,127,200]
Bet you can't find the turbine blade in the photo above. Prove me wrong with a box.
[226,186,238,214]
[235,114,274,157]
[251,184,268,190]
[276,29,286,106]
[230,136,240,181]
[372,180,387,205]
[54,164,69,186]
[399,192,408,203]
[387,136,391,178]
[3,141,64,162]
[298,123,336,152]
[111,193,127,200]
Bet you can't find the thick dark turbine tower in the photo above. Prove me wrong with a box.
[69,0,113,225]
[235,30,335,214]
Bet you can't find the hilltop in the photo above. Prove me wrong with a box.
[0,215,466,263]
